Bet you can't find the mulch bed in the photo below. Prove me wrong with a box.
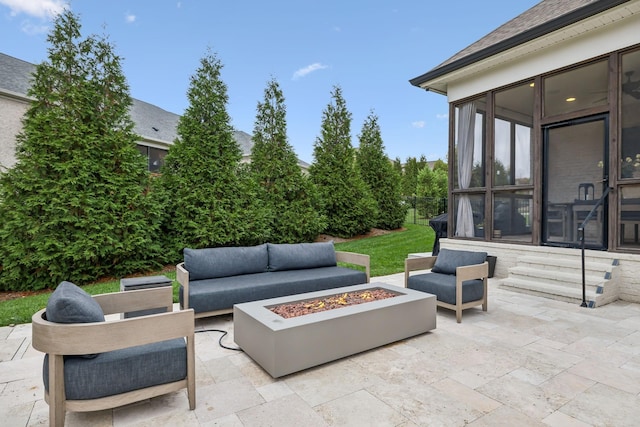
[269,288,398,319]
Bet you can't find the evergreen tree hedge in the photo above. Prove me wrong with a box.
[0,11,162,291]
[250,78,325,242]
[158,50,269,257]
[356,112,406,230]
[309,86,376,238]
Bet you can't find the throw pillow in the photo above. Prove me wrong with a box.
[431,248,487,275]
[45,281,105,324]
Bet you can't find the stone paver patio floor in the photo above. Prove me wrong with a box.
[2,273,640,426]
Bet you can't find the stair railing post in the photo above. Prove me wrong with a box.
[579,226,587,307]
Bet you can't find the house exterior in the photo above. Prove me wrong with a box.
[410,0,640,304]
[0,52,309,172]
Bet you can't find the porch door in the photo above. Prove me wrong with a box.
[543,115,608,249]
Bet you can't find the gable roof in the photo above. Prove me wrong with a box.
[410,0,632,90]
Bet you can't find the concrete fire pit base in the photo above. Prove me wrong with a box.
[233,282,436,378]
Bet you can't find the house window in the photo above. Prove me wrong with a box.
[620,49,640,179]
[136,144,168,172]
[543,60,608,117]
[494,83,533,186]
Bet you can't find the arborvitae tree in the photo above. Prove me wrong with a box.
[402,156,420,196]
[158,50,268,257]
[393,157,403,176]
[417,165,448,199]
[0,11,162,291]
[356,112,406,230]
[309,86,377,238]
[433,158,448,174]
[250,78,325,242]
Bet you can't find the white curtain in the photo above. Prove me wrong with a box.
[456,102,476,237]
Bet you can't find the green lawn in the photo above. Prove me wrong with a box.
[0,224,433,327]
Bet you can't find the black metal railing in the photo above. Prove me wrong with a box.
[577,186,612,307]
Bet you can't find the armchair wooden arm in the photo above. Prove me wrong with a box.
[404,256,437,287]
[336,251,370,282]
[177,262,190,309]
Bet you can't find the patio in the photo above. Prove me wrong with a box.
[2,273,640,426]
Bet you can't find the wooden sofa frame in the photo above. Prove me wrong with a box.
[31,287,195,427]
[404,256,488,323]
[177,250,370,319]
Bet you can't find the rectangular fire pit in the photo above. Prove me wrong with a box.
[233,282,436,378]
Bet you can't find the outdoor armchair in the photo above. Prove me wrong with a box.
[32,282,195,427]
[404,248,489,323]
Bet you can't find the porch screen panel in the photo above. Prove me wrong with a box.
[493,191,532,242]
[455,102,476,237]
[621,49,640,180]
[494,83,533,187]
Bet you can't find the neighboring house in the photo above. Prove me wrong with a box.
[0,52,309,172]
[410,0,640,304]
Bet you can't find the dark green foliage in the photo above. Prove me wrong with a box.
[402,157,420,196]
[250,78,326,243]
[392,157,403,176]
[356,112,406,230]
[0,11,162,291]
[309,86,377,238]
[416,164,449,218]
[158,50,269,258]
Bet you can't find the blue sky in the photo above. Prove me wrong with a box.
[0,0,539,164]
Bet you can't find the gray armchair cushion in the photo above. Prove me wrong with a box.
[407,272,485,305]
[431,248,487,275]
[268,242,337,271]
[184,244,269,280]
[45,281,105,324]
[43,338,187,400]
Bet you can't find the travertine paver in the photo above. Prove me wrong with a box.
[2,273,640,426]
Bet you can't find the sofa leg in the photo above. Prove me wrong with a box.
[456,309,462,323]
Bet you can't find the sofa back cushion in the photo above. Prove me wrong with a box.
[184,244,269,280]
[268,242,337,271]
[46,281,105,324]
[431,248,487,275]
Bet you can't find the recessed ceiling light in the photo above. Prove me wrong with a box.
[566,97,576,102]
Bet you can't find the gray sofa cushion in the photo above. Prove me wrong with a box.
[407,272,484,305]
[181,267,366,313]
[45,281,105,324]
[43,338,187,400]
[431,248,487,275]
[268,242,337,271]
[184,244,269,280]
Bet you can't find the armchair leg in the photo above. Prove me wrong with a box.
[456,308,462,323]
[49,355,66,427]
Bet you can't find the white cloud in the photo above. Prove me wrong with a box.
[412,121,425,128]
[292,63,328,80]
[20,19,49,34]
[125,13,136,23]
[436,113,448,120]
[0,0,67,19]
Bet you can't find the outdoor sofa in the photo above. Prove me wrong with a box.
[177,241,370,319]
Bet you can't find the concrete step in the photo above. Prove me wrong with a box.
[499,277,600,307]
[507,266,606,289]
[517,255,614,275]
